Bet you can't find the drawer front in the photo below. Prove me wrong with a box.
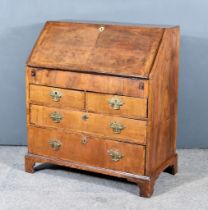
[30,105,147,144]
[30,85,84,110]
[27,67,148,98]
[28,126,145,175]
[87,92,147,119]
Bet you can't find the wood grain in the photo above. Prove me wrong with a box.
[27,67,148,98]
[30,84,84,110]
[25,151,177,198]
[28,126,145,175]
[27,21,164,78]
[145,27,179,176]
[86,92,147,119]
[30,105,147,144]
[25,67,30,127]
[25,22,180,198]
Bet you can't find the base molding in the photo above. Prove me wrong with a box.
[25,153,178,198]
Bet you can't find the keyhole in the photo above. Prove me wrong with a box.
[99,26,105,32]
[82,114,88,121]
[31,71,36,77]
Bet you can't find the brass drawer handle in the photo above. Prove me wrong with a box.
[50,112,63,123]
[48,140,61,151]
[50,90,62,102]
[110,122,125,134]
[108,97,123,110]
[81,136,88,145]
[108,149,124,161]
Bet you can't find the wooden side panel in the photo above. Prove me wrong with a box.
[26,67,30,127]
[30,105,147,144]
[30,85,84,110]
[146,27,179,176]
[27,67,148,98]
[28,126,145,175]
[86,92,147,119]
[27,21,164,78]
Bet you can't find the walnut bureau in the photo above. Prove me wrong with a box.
[25,21,179,198]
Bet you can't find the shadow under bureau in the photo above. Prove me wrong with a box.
[25,21,179,198]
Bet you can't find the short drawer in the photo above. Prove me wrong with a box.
[30,105,147,144]
[30,85,84,110]
[86,92,147,119]
[28,126,145,175]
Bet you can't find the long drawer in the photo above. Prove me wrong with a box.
[30,105,147,144]
[27,67,148,98]
[28,126,145,175]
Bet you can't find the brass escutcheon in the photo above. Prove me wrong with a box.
[110,122,125,134]
[82,113,89,121]
[81,136,88,145]
[50,112,63,123]
[50,90,62,102]
[48,140,62,151]
[107,149,124,161]
[108,97,123,110]
[98,26,105,32]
